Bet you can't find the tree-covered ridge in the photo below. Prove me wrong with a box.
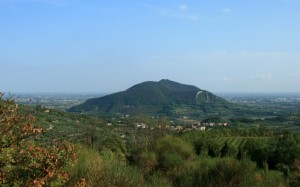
[68,79,233,116]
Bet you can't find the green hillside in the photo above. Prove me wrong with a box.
[68,79,234,117]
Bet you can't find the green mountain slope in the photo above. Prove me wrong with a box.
[68,79,234,116]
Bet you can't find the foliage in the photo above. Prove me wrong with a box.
[154,136,195,171]
[256,167,288,187]
[0,93,76,186]
[137,150,158,175]
[290,159,300,186]
[192,158,258,187]
[67,146,143,187]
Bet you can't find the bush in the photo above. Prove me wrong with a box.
[256,169,288,187]
[145,172,172,187]
[137,150,158,175]
[66,145,105,186]
[67,147,143,187]
[0,93,76,186]
[290,159,300,186]
[155,136,195,171]
[194,158,257,187]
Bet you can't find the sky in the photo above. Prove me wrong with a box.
[1,0,300,93]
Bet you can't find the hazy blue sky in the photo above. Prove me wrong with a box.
[1,0,300,93]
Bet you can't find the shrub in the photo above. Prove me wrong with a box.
[67,147,143,187]
[0,93,76,186]
[66,145,105,186]
[137,150,158,175]
[199,158,257,187]
[145,173,172,187]
[155,136,195,171]
[290,159,300,186]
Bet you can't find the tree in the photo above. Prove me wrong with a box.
[0,93,76,186]
[221,141,230,157]
[271,132,299,168]
[207,141,222,157]
[85,117,99,149]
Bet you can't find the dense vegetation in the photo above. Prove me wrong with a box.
[2,93,300,186]
[65,125,300,187]
[0,94,76,186]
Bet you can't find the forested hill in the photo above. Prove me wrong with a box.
[68,79,235,116]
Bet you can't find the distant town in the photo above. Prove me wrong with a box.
[8,93,107,110]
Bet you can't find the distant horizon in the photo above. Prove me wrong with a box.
[3,79,300,95]
[1,1,300,93]
[4,90,300,97]
[6,91,300,95]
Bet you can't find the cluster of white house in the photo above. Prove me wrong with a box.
[134,122,229,131]
[136,122,147,129]
[190,122,229,131]
[118,121,230,138]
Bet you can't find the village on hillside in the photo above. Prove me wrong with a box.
[134,121,229,132]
